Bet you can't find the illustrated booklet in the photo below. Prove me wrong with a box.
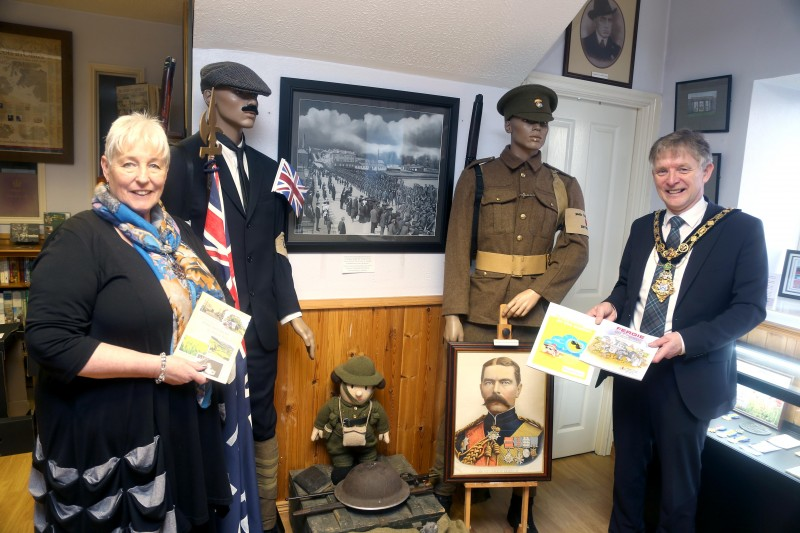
[173,292,251,384]
[527,303,658,384]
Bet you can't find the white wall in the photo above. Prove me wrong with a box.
[660,0,800,208]
[192,49,518,300]
[1,0,184,228]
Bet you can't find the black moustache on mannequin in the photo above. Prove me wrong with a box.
[241,104,259,115]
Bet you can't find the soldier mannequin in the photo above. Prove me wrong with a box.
[162,62,316,533]
[435,84,590,531]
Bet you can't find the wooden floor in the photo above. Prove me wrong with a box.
[1,452,613,532]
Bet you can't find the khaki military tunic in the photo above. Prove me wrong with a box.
[443,147,589,328]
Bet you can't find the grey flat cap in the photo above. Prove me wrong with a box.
[199,61,271,96]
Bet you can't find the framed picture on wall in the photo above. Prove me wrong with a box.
[444,342,554,483]
[0,162,45,223]
[278,77,459,253]
[90,64,144,185]
[563,0,641,88]
[0,22,74,164]
[778,250,800,300]
[674,75,732,133]
[705,153,721,202]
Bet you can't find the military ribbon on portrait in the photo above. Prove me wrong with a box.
[271,158,308,218]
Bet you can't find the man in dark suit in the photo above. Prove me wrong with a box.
[162,61,316,533]
[581,0,623,66]
[589,129,768,532]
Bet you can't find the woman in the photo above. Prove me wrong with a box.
[26,113,231,532]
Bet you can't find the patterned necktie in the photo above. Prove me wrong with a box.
[217,133,250,210]
[640,216,685,337]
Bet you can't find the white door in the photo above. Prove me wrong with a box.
[528,73,661,458]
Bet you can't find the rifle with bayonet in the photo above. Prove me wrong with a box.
[464,94,483,167]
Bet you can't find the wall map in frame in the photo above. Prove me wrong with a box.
[0,22,73,163]
[563,0,641,88]
[278,77,459,253]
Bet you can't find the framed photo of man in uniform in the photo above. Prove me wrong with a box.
[444,342,554,483]
[562,0,641,88]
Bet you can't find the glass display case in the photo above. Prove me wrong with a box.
[696,342,800,532]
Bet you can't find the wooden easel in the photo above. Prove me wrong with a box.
[463,481,537,533]
[462,307,535,532]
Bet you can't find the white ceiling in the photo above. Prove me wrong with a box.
[22,0,587,88]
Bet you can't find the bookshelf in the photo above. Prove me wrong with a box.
[0,235,41,324]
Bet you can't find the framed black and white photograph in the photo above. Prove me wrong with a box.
[705,153,721,203]
[444,342,553,483]
[0,22,73,164]
[778,250,800,300]
[674,75,732,133]
[278,77,459,253]
[563,0,641,88]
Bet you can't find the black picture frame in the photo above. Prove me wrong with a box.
[778,250,800,300]
[674,75,732,133]
[278,77,459,253]
[444,342,554,483]
[0,22,73,164]
[563,0,641,88]
[705,153,721,203]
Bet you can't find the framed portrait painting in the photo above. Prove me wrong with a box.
[674,75,732,133]
[778,250,800,300]
[444,342,554,483]
[563,0,641,88]
[278,77,459,253]
[0,22,73,164]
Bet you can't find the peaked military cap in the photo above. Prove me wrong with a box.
[588,0,617,20]
[333,355,385,387]
[497,84,558,122]
[199,61,272,96]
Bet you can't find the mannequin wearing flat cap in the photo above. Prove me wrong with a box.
[311,355,390,484]
[581,0,623,66]
[162,61,316,533]
[436,83,589,531]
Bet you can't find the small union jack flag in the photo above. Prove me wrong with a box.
[271,158,307,218]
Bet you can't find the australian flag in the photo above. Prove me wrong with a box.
[271,158,307,218]
[202,159,262,532]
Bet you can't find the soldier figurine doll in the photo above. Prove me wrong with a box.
[311,355,391,484]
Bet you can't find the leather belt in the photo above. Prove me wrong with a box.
[475,250,549,277]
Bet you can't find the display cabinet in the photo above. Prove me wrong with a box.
[696,342,800,532]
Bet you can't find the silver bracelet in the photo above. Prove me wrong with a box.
[155,352,167,384]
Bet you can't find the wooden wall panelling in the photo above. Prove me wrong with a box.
[273,299,445,500]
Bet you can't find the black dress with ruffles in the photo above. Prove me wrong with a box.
[25,212,231,532]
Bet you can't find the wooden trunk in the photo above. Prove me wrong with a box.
[289,454,444,532]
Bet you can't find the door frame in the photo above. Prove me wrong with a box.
[525,71,662,455]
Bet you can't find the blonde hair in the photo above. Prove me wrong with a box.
[104,113,170,165]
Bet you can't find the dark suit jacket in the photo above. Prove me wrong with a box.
[599,203,768,421]
[162,132,300,351]
[582,34,622,63]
